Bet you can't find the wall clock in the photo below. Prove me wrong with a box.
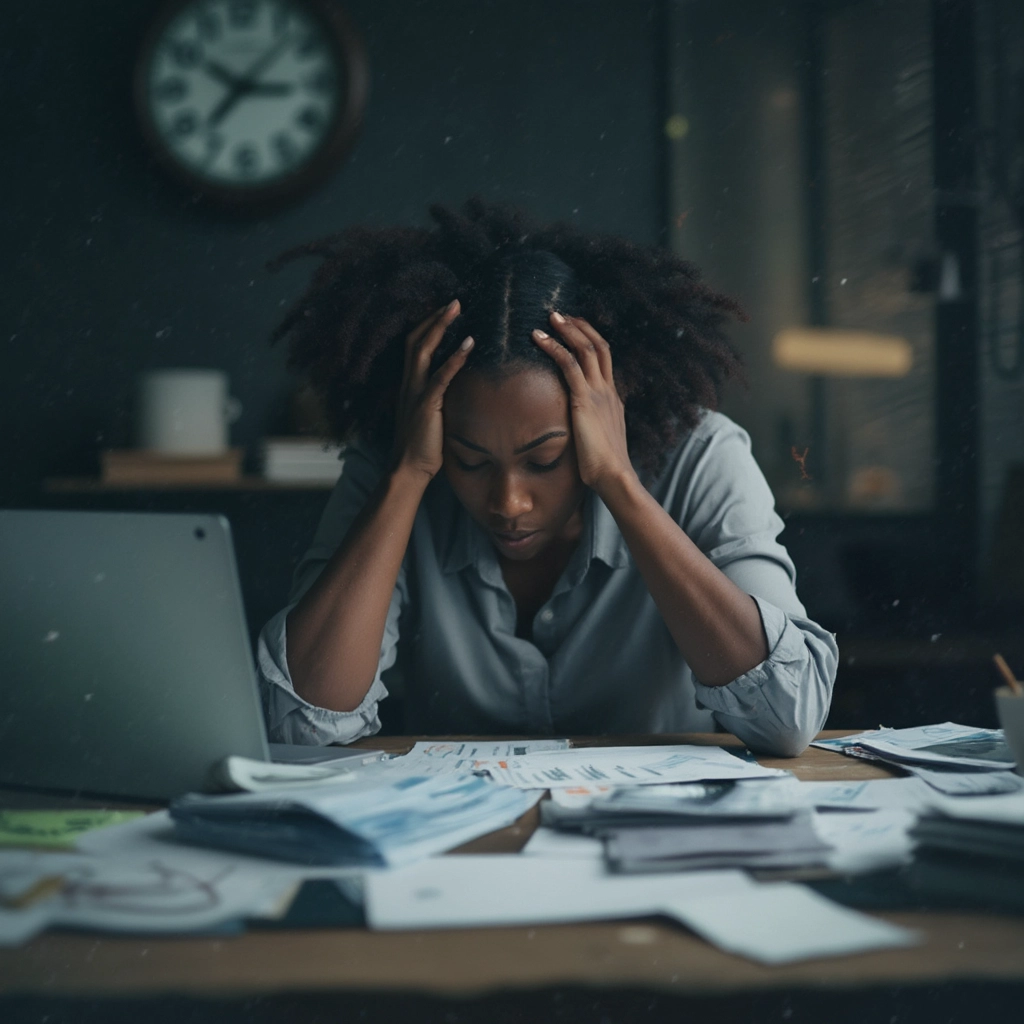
[134,0,368,208]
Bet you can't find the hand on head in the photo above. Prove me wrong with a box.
[392,300,473,479]
[532,314,635,496]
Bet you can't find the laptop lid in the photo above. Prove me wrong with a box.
[0,509,270,800]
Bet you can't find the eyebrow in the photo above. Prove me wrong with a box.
[448,431,568,456]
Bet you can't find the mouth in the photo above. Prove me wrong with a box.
[491,529,539,549]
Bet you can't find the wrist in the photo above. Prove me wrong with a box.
[389,459,436,495]
[593,463,644,510]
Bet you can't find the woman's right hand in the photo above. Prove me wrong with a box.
[391,298,473,480]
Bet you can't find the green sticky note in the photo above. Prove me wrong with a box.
[0,810,146,849]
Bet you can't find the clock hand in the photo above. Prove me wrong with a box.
[207,35,294,127]
[203,60,243,89]
[247,81,295,97]
[236,33,295,88]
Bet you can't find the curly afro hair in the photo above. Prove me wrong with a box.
[269,197,747,480]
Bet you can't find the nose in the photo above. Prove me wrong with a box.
[488,471,532,523]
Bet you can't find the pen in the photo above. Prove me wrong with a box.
[993,654,1023,696]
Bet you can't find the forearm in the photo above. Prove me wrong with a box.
[286,464,429,712]
[598,471,769,686]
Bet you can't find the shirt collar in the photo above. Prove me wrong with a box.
[440,486,630,579]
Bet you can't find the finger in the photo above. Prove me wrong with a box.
[532,329,587,392]
[410,300,460,388]
[549,311,602,381]
[407,301,450,348]
[402,305,447,394]
[569,316,614,382]
[427,336,474,398]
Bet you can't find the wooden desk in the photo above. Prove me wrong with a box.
[2,732,1023,1023]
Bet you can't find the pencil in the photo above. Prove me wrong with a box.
[0,874,65,910]
[994,654,1024,696]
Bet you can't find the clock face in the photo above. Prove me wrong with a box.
[136,0,366,204]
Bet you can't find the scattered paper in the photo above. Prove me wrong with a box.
[76,810,366,881]
[170,772,542,867]
[381,739,571,778]
[813,809,918,873]
[911,787,1024,860]
[364,855,919,964]
[208,755,367,793]
[814,723,1014,770]
[663,880,920,964]
[604,813,831,873]
[482,745,788,790]
[0,904,53,946]
[0,810,145,849]
[796,778,934,814]
[520,827,604,860]
[926,789,1024,826]
[549,784,614,803]
[364,854,745,930]
[0,847,298,944]
[906,764,1024,796]
[592,778,802,819]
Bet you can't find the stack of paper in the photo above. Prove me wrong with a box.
[813,723,1021,795]
[541,778,798,829]
[912,789,1024,862]
[534,777,831,873]
[603,814,832,873]
[169,771,541,867]
[531,775,928,875]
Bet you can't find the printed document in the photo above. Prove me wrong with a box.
[381,739,571,777]
[482,745,788,790]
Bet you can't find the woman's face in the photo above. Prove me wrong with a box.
[442,367,586,562]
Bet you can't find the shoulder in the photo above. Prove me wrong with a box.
[685,408,752,453]
[650,409,776,534]
[652,409,756,490]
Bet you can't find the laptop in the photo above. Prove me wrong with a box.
[0,509,378,800]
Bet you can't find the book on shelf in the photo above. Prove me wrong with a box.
[100,449,244,485]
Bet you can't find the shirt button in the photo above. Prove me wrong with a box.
[540,609,554,623]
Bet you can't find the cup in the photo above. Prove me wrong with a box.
[995,686,1024,774]
[137,369,242,455]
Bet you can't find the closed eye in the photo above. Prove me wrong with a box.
[451,455,564,472]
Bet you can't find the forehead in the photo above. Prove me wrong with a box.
[444,368,569,442]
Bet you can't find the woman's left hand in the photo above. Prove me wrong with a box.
[532,312,637,497]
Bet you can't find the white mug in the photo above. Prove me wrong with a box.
[137,369,242,455]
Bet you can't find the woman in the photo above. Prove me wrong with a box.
[258,199,837,756]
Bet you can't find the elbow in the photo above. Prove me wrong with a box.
[759,726,816,759]
[293,673,367,714]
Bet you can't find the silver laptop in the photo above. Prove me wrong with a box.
[0,509,375,800]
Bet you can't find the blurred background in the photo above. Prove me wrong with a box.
[2,0,1022,731]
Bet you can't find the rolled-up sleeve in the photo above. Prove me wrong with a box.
[256,441,406,745]
[676,415,838,756]
[691,594,838,757]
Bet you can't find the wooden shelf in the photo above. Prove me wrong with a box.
[43,476,336,493]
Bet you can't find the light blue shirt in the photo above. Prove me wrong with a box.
[257,410,837,756]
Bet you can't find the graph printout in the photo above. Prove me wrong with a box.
[482,745,788,790]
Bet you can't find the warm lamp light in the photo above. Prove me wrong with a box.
[772,328,913,378]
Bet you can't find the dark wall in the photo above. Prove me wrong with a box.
[1,0,663,505]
